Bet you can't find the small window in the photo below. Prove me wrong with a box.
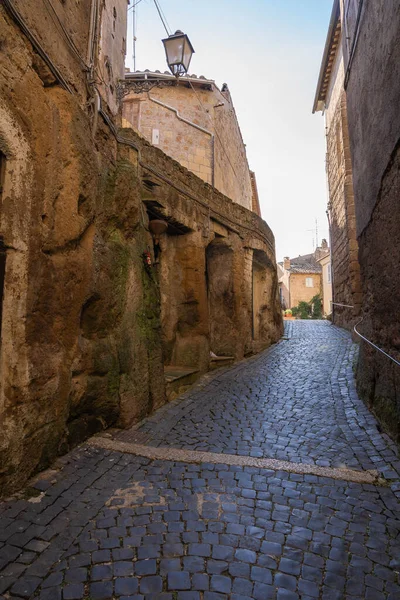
[306,277,314,288]
[327,264,332,284]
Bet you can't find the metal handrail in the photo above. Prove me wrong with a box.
[331,302,354,309]
[354,318,400,368]
[329,301,400,367]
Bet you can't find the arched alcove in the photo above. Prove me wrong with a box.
[206,239,236,356]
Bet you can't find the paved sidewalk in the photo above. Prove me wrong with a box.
[0,321,399,599]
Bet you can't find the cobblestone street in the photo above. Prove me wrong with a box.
[1,321,400,599]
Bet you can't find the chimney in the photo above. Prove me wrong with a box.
[321,238,328,250]
[284,257,290,270]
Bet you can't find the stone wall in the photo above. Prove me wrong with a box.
[343,0,400,441]
[324,38,362,330]
[0,2,282,496]
[122,80,254,212]
[129,128,283,366]
[0,1,164,496]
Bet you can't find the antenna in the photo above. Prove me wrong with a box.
[132,0,137,71]
[306,218,319,250]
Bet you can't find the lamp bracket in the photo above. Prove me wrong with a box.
[118,78,178,99]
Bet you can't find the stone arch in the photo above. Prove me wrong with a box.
[252,249,276,346]
[206,238,236,356]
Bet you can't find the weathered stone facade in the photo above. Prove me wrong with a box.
[122,73,258,214]
[340,0,400,441]
[313,0,362,330]
[0,2,281,495]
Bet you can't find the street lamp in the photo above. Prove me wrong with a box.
[162,30,195,77]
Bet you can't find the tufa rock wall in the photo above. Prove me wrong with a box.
[344,0,400,440]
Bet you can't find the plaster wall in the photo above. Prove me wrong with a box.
[289,273,321,310]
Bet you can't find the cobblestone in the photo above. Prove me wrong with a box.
[126,322,400,479]
[0,321,399,598]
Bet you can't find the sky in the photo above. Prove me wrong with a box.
[126,0,333,261]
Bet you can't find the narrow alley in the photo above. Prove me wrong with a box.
[1,322,399,600]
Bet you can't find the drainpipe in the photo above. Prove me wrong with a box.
[147,93,215,187]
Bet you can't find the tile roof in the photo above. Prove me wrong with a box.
[279,253,322,274]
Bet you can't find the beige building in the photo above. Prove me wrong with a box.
[313,0,361,329]
[278,243,329,310]
[318,252,333,316]
[122,71,260,214]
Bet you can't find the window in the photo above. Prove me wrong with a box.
[327,264,332,284]
[306,277,314,288]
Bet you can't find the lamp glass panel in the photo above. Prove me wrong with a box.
[164,36,184,66]
[182,38,193,71]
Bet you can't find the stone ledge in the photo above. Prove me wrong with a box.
[88,436,383,486]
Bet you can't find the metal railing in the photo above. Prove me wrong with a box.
[354,318,400,368]
[331,302,354,309]
[329,301,400,368]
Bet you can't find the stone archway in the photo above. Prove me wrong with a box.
[252,249,276,348]
[206,238,236,357]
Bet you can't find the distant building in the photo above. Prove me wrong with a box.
[122,71,260,215]
[317,252,332,316]
[278,241,329,310]
[312,0,362,330]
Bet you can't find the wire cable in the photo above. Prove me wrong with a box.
[153,0,170,36]
[128,0,145,11]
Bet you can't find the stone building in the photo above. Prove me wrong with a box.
[339,0,400,441]
[278,243,329,310]
[0,2,282,495]
[122,71,260,214]
[313,0,362,330]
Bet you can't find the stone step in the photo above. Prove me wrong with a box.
[164,366,200,401]
[209,355,235,370]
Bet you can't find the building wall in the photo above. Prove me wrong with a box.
[122,82,254,212]
[324,34,362,330]
[289,273,321,309]
[342,0,400,441]
[98,0,129,115]
[278,265,290,310]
